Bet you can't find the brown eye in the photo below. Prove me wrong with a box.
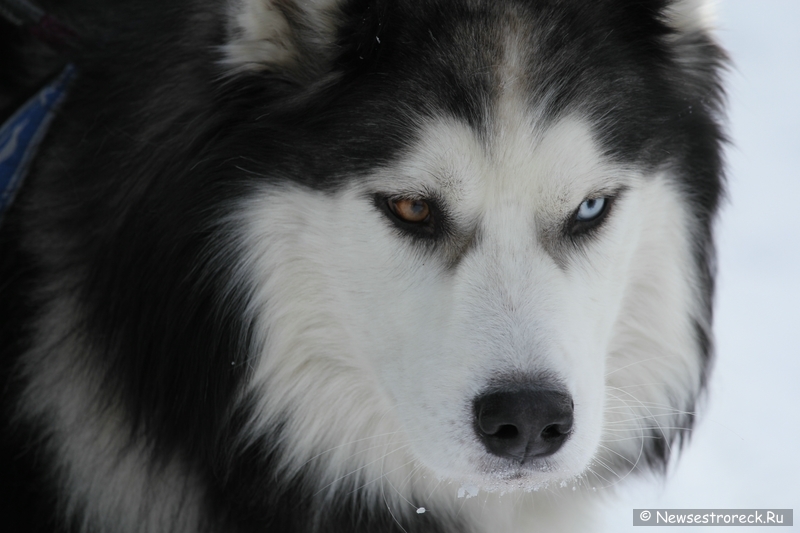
[390,198,431,223]
[374,193,440,239]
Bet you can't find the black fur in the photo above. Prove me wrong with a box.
[0,0,726,531]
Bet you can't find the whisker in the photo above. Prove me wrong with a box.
[605,356,665,377]
[596,444,637,467]
[351,456,419,494]
[297,429,406,470]
[313,442,412,498]
[605,386,674,454]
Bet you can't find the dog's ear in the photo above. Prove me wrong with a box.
[660,0,726,109]
[221,0,346,82]
[662,0,716,34]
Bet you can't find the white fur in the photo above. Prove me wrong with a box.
[222,0,343,75]
[19,295,205,533]
[664,0,718,34]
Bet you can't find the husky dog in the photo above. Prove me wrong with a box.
[0,0,726,531]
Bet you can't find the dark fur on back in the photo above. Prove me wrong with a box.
[0,1,725,531]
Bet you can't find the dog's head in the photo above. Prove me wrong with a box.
[221,0,725,502]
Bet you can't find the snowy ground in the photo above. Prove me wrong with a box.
[600,1,800,530]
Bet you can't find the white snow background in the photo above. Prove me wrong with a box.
[600,1,800,530]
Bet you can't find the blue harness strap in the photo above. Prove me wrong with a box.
[0,63,76,222]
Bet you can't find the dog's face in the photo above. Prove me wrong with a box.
[224,0,718,502]
[238,115,701,495]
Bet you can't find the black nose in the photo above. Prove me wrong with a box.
[473,388,574,462]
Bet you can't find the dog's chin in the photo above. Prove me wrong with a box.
[445,467,584,495]
[426,449,593,494]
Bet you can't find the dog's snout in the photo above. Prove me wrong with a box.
[473,389,573,462]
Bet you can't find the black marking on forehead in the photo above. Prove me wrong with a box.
[333,0,722,165]
[336,0,503,137]
[229,0,724,223]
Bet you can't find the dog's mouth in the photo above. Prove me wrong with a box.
[451,458,579,495]
[493,460,558,479]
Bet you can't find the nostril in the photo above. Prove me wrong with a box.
[540,423,567,440]
[492,424,518,440]
[477,413,520,439]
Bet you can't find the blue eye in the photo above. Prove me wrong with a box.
[576,198,606,221]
